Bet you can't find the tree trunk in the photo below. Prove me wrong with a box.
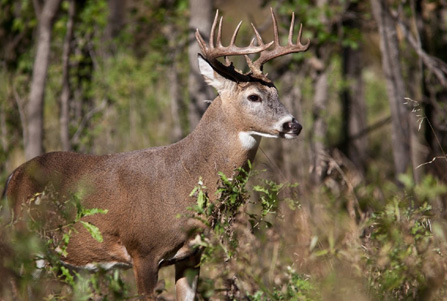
[26,0,62,160]
[340,38,368,174]
[60,0,75,151]
[169,51,184,142]
[163,21,184,142]
[311,69,329,184]
[188,0,213,130]
[310,0,330,185]
[371,0,412,178]
[102,0,125,57]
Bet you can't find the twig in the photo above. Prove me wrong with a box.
[405,97,447,166]
[12,86,28,148]
[60,0,76,151]
[325,153,364,221]
[70,99,107,145]
[416,156,446,169]
[333,115,392,150]
[389,8,447,86]
[259,146,289,183]
[0,101,8,153]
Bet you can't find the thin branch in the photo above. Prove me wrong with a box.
[70,99,107,145]
[422,115,447,163]
[325,153,364,221]
[259,146,289,183]
[416,156,446,169]
[333,115,392,150]
[12,86,28,149]
[60,0,76,151]
[389,8,447,86]
[0,103,8,153]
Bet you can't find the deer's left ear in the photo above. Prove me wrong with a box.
[198,55,235,93]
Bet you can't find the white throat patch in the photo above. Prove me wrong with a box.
[238,132,271,149]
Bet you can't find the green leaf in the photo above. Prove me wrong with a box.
[189,186,198,197]
[218,172,230,185]
[197,190,206,211]
[81,208,108,217]
[80,221,104,242]
[60,266,75,286]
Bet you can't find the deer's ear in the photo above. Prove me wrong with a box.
[198,55,235,93]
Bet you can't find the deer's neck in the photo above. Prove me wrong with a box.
[178,96,260,183]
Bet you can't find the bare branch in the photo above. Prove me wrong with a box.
[12,86,28,149]
[389,8,447,86]
[70,99,107,145]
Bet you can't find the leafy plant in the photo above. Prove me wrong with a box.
[249,267,319,301]
[363,178,447,300]
[187,164,307,299]
[0,185,131,300]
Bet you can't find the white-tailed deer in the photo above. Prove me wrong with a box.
[2,9,308,300]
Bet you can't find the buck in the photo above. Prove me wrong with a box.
[2,9,308,300]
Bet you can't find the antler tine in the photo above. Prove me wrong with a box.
[249,8,310,77]
[271,8,280,45]
[298,23,310,48]
[288,12,295,45]
[216,16,223,47]
[249,37,255,47]
[195,10,276,82]
[225,56,231,66]
[196,11,274,60]
[230,21,243,46]
[250,23,265,46]
[209,10,219,49]
[195,29,207,54]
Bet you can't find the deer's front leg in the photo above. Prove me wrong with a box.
[175,252,201,301]
[132,255,159,300]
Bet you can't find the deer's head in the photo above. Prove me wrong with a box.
[196,9,309,148]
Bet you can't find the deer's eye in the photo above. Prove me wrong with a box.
[247,94,261,102]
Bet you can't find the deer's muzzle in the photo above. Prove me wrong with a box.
[280,118,302,138]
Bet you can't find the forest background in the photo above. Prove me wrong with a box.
[1,0,447,300]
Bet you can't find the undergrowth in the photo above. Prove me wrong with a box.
[0,186,130,300]
[1,163,447,300]
[187,164,447,300]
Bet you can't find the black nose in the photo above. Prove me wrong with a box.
[283,119,302,135]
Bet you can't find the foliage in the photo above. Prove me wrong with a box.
[249,268,319,301]
[366,199,433,299]
[0,186,131,300]
[181,166,447,300]
[186,165,319,300]
[362,175,447,300]
[1,168,447,299]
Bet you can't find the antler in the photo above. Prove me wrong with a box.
[195,10,273,82]
[195,9,310,83]
[246,8,310,81]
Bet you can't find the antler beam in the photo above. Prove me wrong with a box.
[195,10,273,63]
[195,9,310,83]
[195,10,273,82]
[246,8,310,80]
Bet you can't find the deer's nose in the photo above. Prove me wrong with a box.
[283,118,302,135]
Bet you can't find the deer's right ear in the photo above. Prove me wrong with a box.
[198,55,234,93]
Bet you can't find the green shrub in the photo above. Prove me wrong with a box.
[0,186,130,300]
